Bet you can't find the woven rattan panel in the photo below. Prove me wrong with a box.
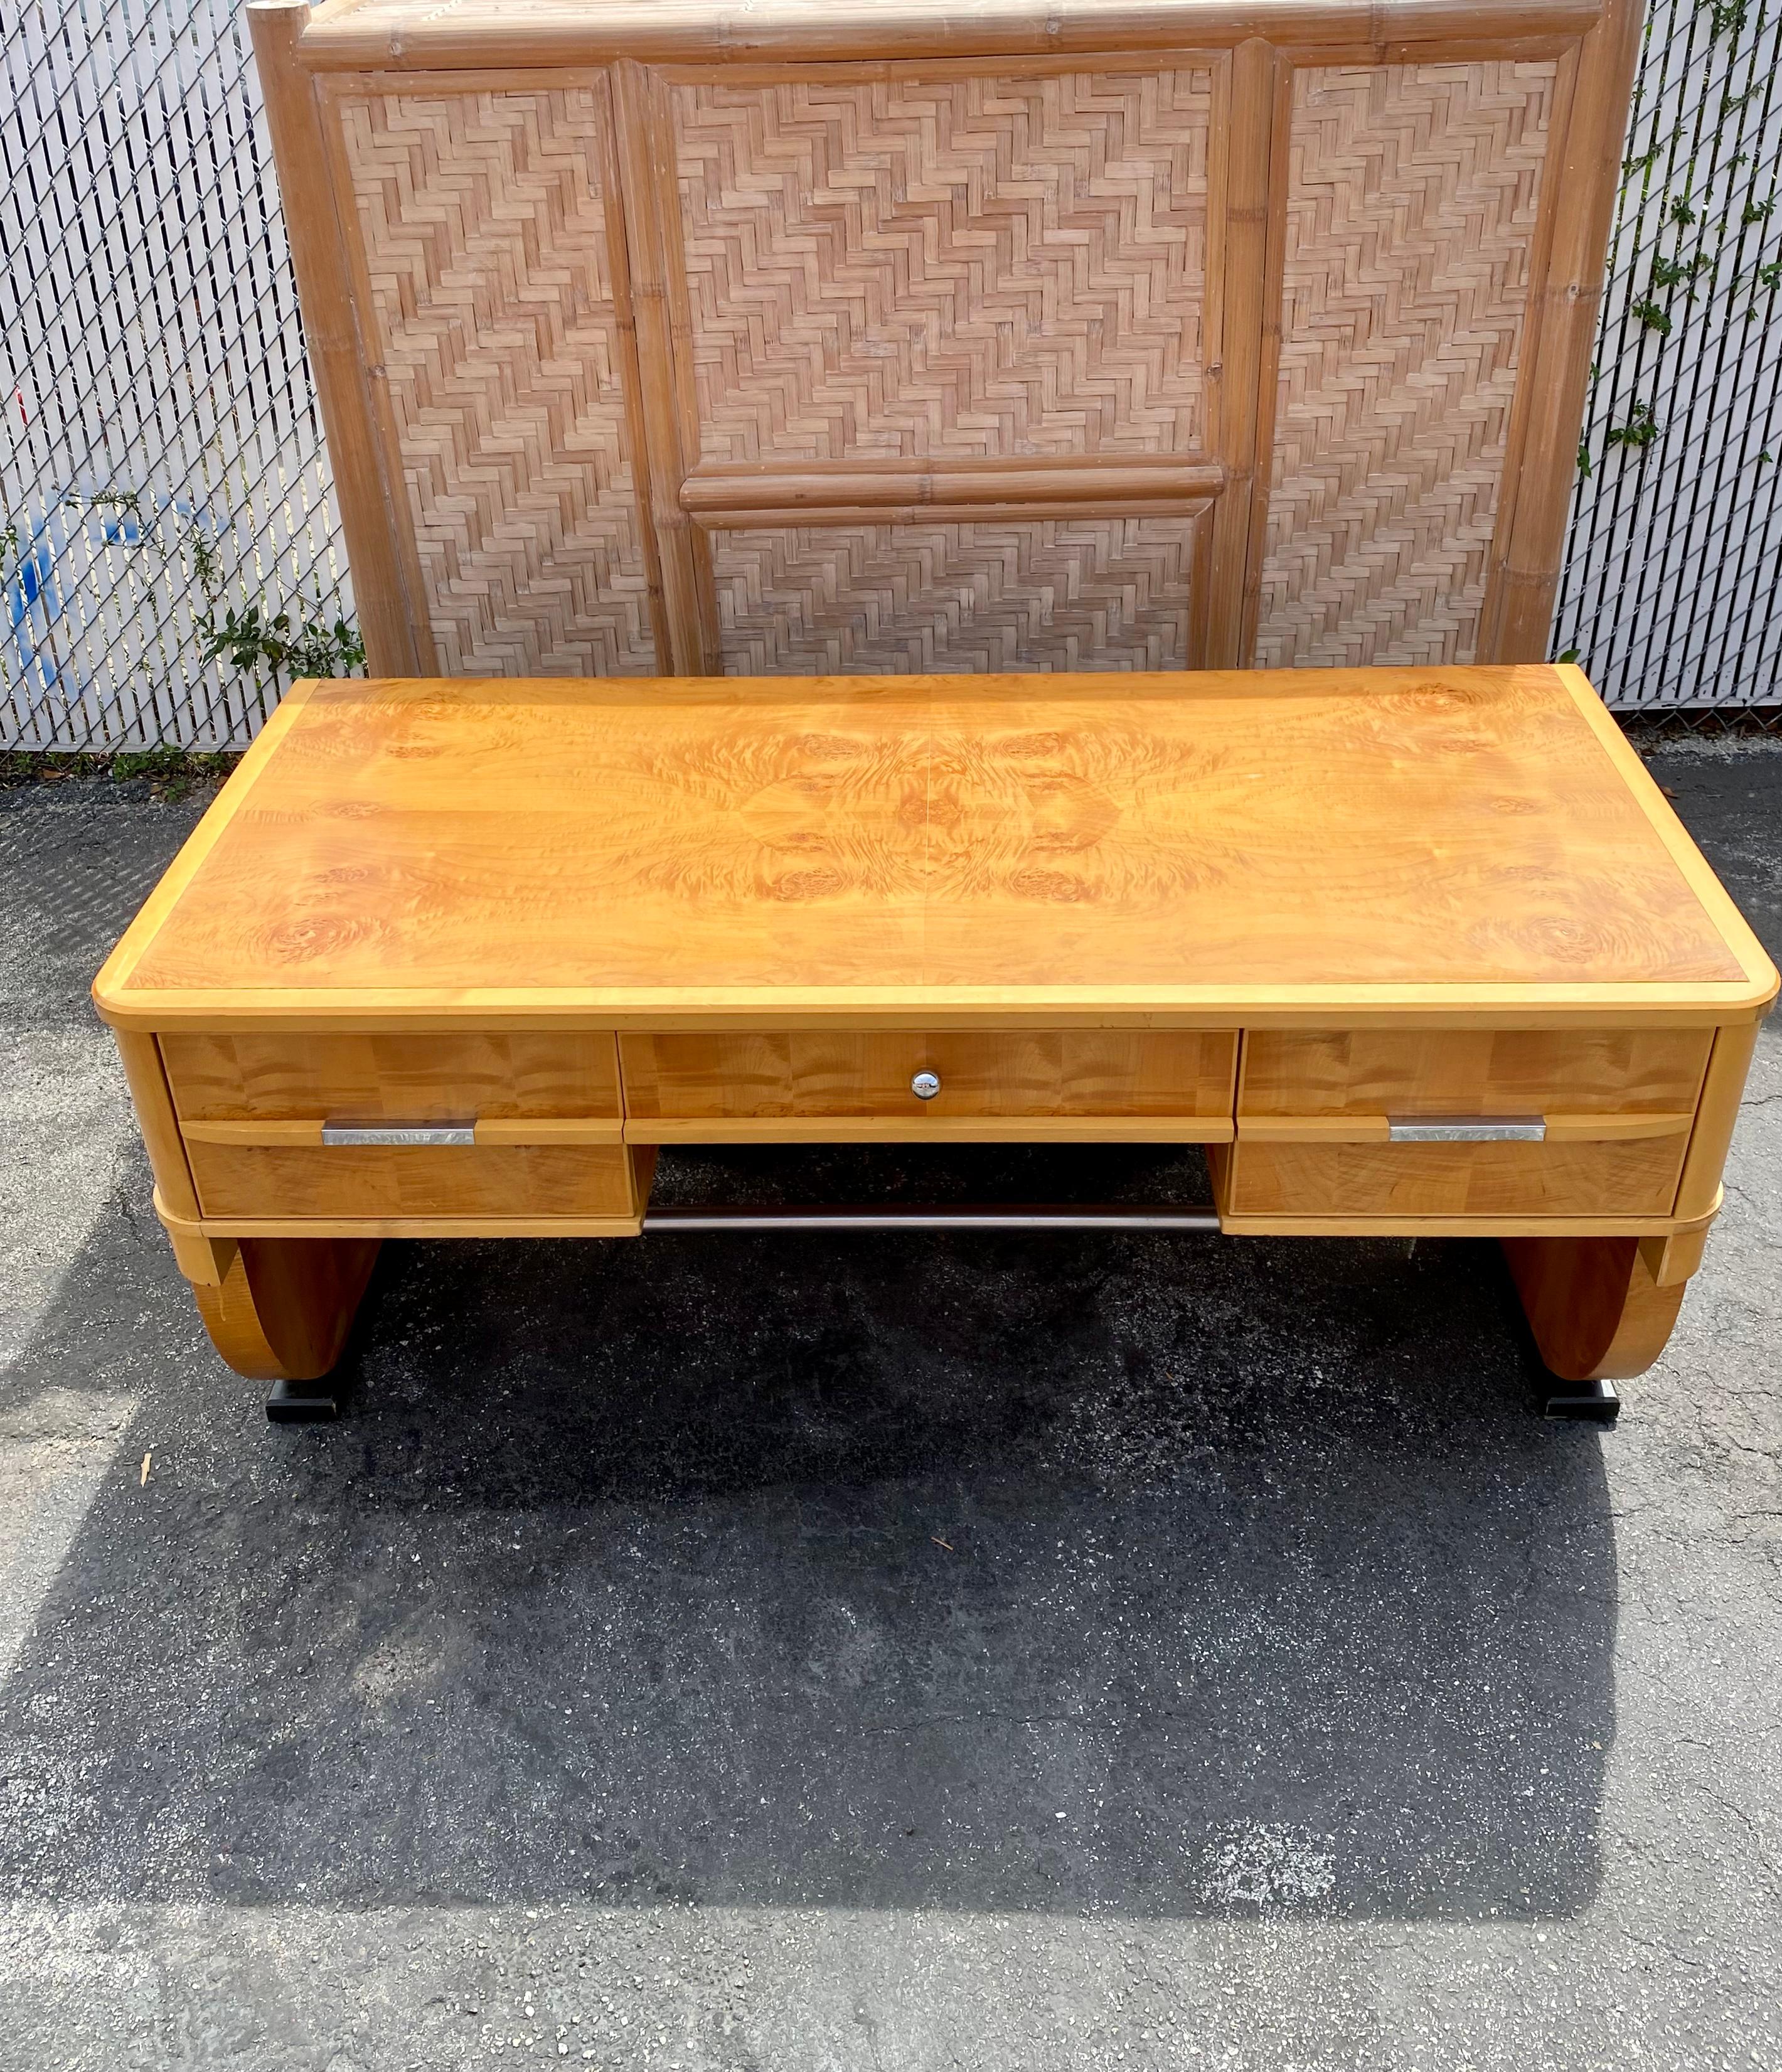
[670,71,1214,464]
[1255,62,1557,668]
[338,87,656,675]
[709,518,1202,673]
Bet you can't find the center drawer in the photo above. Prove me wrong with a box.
[619,1030,1238,1140]
[161,1032,636,1221]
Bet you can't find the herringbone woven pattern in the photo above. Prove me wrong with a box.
[1255,63,1557,668]
[339,88,656,676]
[671,72,1213,464]
[710,518,1200,674]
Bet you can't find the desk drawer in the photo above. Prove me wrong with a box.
[620,1030,1237,1139]
[162,1032,622,1125]
[163,1032,631,1222]
[1224,1134,1690,1219]
[1228,1027,1707,1220]
[1239,1028,1712,1121]
[182,1139,643,1220]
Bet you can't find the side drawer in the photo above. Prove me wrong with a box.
[1239,1028,1712,1121]
[183,1140,644,1221]
[1224,1135,1690,1220]
[1229,1027,1706,1222]
[619,1030,1238,1139]
[161,1032,633,1222]
[161,1031,622,1124]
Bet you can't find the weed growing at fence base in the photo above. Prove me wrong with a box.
[0,748,239,801]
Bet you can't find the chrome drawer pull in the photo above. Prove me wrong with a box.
[910,1071,941,1100]
[320,1120,476,1147]
[1386,1115,1546,1143]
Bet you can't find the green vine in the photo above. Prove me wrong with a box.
[1648,252,1712,291]
[1577,0,1778,483]
[198,602,365,681]
[1604,402,1662,452]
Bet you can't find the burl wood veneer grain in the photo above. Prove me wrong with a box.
[95,667,1765,1022]
[92,658,1776,1387]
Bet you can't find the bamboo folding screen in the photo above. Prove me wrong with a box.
[249,0,1640,681]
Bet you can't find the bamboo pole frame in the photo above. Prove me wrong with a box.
[250,0,1641,680]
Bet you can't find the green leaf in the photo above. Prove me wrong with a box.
[1604,402,1660,452]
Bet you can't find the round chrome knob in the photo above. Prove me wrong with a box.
[910,1070,941,1101]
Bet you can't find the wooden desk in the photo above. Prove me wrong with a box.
[95,665,1776,1419]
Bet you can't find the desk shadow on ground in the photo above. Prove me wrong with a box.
[0,1143,1614,1922]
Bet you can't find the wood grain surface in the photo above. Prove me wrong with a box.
[95,667,1773,1022]
[624,1115,1235,1142]
[191,1236,382,1380]
[1675,1018,1761,1221]
[1239,1027,1713,1116]
[1501,1232,1688,1379]
[161,1031,622,1119]
[1234,1111,1694,1143]
[187,1140,646,1220]
[1225,1133,1689,1217]
[620,1029,1237,1116]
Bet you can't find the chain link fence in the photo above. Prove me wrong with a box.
[3,0,342,750]
[1554,0,1782,722]
[4,0,1779,749]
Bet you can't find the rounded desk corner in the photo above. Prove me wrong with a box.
[91,934,168,1029]
[91,975,195,1033]
[1704,971,1781,1024]
[1682,969,1781,1020]
[90,967,137,1030]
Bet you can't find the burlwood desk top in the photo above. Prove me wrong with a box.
[93,665,1776,1030]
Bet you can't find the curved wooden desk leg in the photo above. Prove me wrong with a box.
[192,1237,381,1389]
[1501,1236,1690,1413]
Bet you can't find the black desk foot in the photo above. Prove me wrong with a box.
[266,1379,342,1424]
[1543,1378,1621,1426]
